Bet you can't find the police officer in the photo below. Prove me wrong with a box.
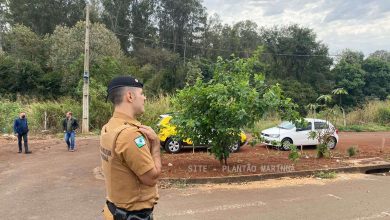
[100,76,161,220]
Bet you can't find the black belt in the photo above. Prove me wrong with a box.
[106,200,153,220]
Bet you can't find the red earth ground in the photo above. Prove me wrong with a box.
[1,132,389,179]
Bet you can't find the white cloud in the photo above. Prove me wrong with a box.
[203,0,390,55]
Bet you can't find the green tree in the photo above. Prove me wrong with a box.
[306,103,319,119]
[310,92,340,158]
[49,21,123,70]
[101,0,132,53]
[260,25,333,83]
[368,50,390,62]
[231,20,261,58]
[331,88,348,126]
[260,25,334,109]
[2,24,47,65]
[129,0,158,51]
[132,47,185,96]
[185,61,203,86]
[316,94,333,106]
[202,14,224,59]
[332,49,366,107]
[157,0,207,58]
[269,79,319,115]
[202,18,261,60]
[0,0,8,52]
[362,58,390,100]
[173,53,301,164]
[0,55,44,98]
[48,21,124,96]
[6,0,86,35]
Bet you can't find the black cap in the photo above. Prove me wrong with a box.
[106,76,143,101]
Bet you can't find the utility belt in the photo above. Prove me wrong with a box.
[106,200,154,220]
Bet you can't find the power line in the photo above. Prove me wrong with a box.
[110,30,342,58]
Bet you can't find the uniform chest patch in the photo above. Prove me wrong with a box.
[134,136,146,148]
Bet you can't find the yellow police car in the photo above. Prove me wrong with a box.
[157,114,247,153]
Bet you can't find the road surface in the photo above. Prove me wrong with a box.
[0,136,389,220]
[155,173,390,220]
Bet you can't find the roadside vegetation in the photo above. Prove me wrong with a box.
[314,171,338,179]
[1,1,390,163]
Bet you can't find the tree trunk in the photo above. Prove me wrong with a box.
[342,107,346,127]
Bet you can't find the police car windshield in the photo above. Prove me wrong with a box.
[277,121,295,129]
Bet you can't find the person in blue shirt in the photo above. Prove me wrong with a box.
[13,112,32,154]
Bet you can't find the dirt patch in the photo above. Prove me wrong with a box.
[159,132,390,178]
[194,173,368,190]
[1,132,390,179]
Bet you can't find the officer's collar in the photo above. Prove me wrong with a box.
[113,111,141,126]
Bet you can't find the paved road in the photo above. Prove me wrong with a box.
[155,174,390,220]
[0,137,106,220]
[1,137,390,220]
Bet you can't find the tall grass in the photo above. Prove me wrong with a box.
[245,112,281,133]
[0,100,23,133]
[345,100,390,126]
[2,97,388,134]
[249,100,390,133]
[0,95,171,134]
[139,95,172,128]
[28,98,82,132]
[308,100,390,131]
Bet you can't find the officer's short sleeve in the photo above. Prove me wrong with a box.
[115,129,155,177]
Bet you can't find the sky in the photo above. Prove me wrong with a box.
[203,0,390,56]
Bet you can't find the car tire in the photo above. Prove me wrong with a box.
[327,137,337,149]
[164,138,183,154]
[281,138,293,151]
[229,142,241,153]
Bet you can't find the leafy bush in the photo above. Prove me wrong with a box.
[314,171,337,179]
[288,145,300,162]
[0,56,45,98]
[376,107,390,125]
[316,144,330,159]
[347,146,358,157]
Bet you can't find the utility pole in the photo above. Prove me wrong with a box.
[82,4,90,134]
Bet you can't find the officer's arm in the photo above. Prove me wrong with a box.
[117,130,161,187]
[138,146,161,186]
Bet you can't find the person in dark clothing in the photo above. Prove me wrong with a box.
[13,112,32,154]
[62,112,79,152]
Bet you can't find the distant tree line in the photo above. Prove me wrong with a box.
[0,0,389,114]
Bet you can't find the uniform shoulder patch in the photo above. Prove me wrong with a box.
[134,135,146,148]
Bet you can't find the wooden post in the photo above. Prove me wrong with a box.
[381,138,385,153]
[44,111,47,130]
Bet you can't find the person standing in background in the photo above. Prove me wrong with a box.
[62,112,79,152]
[13,112,31,154]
